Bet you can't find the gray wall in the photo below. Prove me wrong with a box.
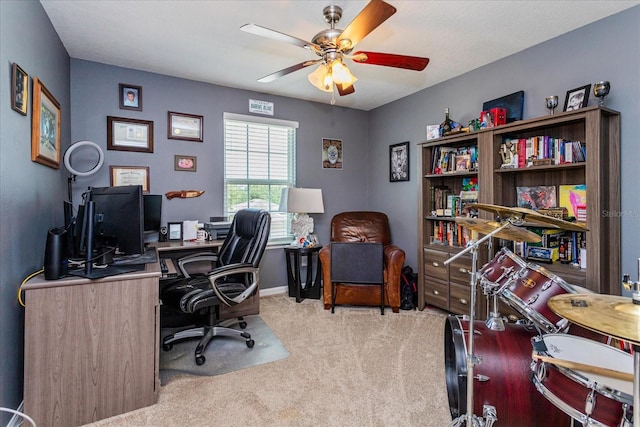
[369,6,640,276]
[2,0,639,417]
[0,0,70,418]
[69,59,370,289]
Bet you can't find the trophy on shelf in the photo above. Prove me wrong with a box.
[593,81,611,107]
[545,95,558,115]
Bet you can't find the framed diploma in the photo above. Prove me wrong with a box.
[109,165,150,193]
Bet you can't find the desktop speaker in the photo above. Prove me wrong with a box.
[159,226,168,242]
[44,227,68,280]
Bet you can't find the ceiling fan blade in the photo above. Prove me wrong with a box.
[336,83,355,96]
[241,24,322,55]
[257,60,321,83]
[337,0,396,51]
[351,51,430,71]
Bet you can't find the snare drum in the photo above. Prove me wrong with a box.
[499,263,575,333]
[478,247,526,293]
[532,333,634,427]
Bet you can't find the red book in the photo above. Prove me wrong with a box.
[517,138,526,168]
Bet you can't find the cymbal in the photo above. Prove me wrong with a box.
[548,294,640,346]
[469,203,589,232]
[454,217,542,243]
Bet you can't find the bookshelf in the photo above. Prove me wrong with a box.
[417,106,620,315]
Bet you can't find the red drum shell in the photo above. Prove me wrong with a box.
[478,247,526,290]
[444,316,569,426]
[499,263,574,333]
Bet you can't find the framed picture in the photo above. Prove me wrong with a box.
[107,116,154,153]
[31,77,61,169]
[174,155,197,172]
[119,83,142,111]
[563,84,591,112]
[167,222,183,241]
[322,138,343,169]
[11,63,28,115]
[110,166,150,193]
[168,111,203,142]
[390,141,409,182]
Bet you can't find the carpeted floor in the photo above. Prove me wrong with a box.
[160,316,290,385]
[84,293,453,426]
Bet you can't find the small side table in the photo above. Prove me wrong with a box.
[284,246,322,303]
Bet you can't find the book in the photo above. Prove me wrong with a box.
[558,184,586,219]
[516,186,557,210]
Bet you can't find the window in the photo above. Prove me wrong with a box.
[223,113,297,244]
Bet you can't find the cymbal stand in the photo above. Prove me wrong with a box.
[446,224,511,427]
[622,259,640,427]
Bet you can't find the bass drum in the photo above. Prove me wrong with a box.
[444,316,569,426]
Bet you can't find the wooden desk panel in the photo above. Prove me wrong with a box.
[23,268,160,427]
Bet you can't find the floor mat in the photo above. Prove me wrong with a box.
[159,315,289,385]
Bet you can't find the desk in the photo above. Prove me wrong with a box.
[23,262,161,427]
[284,246,322,302]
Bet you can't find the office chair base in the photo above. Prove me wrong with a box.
[162,325,255,365]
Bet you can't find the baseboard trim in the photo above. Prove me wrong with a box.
[260,285,287,297]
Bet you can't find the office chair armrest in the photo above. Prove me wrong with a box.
[207,263,260,307]
[177,251,219,278]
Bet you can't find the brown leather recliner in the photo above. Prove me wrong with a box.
[319,211,406,313]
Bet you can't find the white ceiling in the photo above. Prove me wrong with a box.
[40,0,639,111]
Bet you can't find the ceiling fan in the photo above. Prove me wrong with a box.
[240,0,429,97]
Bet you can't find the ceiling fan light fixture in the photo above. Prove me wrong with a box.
[331,60,357,86]
[308,64,333,92]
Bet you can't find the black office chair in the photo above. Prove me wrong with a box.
[160,208,271,365]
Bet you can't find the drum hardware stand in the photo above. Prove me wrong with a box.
[446,224,512,427]
[622,260,640,427]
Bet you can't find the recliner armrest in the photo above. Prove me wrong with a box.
[177,251,218,278]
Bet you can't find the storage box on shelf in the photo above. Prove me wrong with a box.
[417,106,620,315]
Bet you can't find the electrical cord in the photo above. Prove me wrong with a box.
[18,269,44,307]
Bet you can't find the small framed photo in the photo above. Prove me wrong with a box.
[167,222,183,241]
[174,155,197,172]
[119,83,142,111]
[168,111,203,142]
[107,116,154,153]
[455,154,471,172]
[390,141,409,182]
[426,125,439,140]
[322,138,343,169]
[563,84,591,112]
[31,77,61,169]
[110,166,150,193]
[11,63,28,115]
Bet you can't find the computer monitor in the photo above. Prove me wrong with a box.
[90,185,145,256]
[143,194,162,242]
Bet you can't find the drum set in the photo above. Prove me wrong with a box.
[444,204,636,427]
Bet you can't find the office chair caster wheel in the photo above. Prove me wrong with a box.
[163,343,173,351]
[239,321,247,329]
[195,355,206,365]
[246,339,255,348]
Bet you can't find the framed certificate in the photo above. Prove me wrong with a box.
[168,111,203,142]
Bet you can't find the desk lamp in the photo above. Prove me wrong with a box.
[279,188,324,246]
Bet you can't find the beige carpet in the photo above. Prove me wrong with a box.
[84,294,452,426]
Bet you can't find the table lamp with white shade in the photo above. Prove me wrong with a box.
[279,188,324,246]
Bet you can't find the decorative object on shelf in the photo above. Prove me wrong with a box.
[322,138,343,169]
[490,107,507,126]
[426,125,440,140]
[479,110,493,128]
[107,116,154,153]
[516,185,557,210]
[563,84,591,112]
[110,166,150,193]
[545,96,559,115]
[174,155,197,172]
[119,83,142,111]
[165,190,205,199]
[593,81,610,107]
[482,90,524,123]
[31,77,61,169]
[439,108,462,136]
[468,118,481,132]
[168,111,204,142]
[11,63,28,115]
[279,187,325,246]
[167,222,183,241]
[390,141,409,182]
